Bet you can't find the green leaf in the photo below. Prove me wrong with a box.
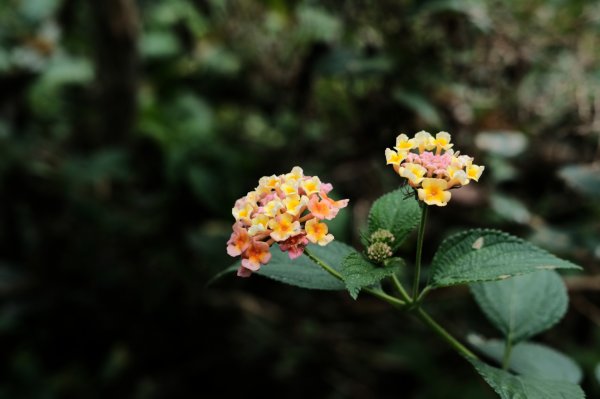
[470,270,567,342]
[595,363,600,385]
[340,252,403,299]
[429,229,581,288]
[468,335,582,384]
[367,188,421,251]
[470,359,585,399]
[256,242,351,290]
[210,242,352,290]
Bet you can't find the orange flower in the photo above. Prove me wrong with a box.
[240,240,272,274]
[227,222,251,256]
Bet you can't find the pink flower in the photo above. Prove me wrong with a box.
[279,234,309,259]
[226,222,251,257]
[239,240,272,277]
[319,191,349,218]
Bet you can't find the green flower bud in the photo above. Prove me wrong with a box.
[367,242,393,263]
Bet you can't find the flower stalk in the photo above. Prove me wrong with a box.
[412,204,428,301]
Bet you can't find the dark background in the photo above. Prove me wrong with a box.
[1,0,599,398]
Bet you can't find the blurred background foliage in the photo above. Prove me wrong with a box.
[1,0,600,397]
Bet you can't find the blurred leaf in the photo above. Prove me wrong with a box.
[475,131,528,158]
[20,0,62,22]
[296,6,341,43]
[486,157,518,183]
[28,54,93,116]
[528,225,574,255]
[140,31,180,58]
[429,229,580,288]
[470,270,567,343]
[197,45,241,76]
[470,359,585,399]
[367,188,421,251]
[490,194,531,224]
[468,335,582,383]
[393,89,442,127]
[559,164,600,199]
[340,252,403,299]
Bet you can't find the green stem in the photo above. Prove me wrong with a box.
[412,205,428,301]
[391,274,412,303]
[415,285,432,303]
[365,288,406,308]
[416,308,478,360]
[304,248,405,307]
[304,248,343,280]
[304,247,476,360]
[502,338,513,370]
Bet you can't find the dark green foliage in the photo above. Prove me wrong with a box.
[429,230,580,288]
[468,335,582,384]
[1,0,600,397]
[257,242,349,290]
[470,359,585,399]
[471,270,568,342]
[340,252,403,299]
[367,189,421,251]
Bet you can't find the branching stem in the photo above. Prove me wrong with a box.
[303,247,478,361]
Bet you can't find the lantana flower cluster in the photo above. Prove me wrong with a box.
[227,166,349,277]
[385,131,484,206]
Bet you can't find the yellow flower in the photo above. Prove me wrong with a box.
[434,131,453,151]
[447,169,469,188]
[305,218,334,246]
[418,178,451,206]
[466,164,485,181]
[280,181,299,196]
[399,163,427,186]
[232,202,255,223]
[285,166,304,182]
[385,148,406,166]
[248,214,270,235]
[268,213,301,242]
[263,199,283,217]
[410,131,435,152]
[394,133,414,152]
[258,175,280,190]
[300,176,321,196]
[283,194,308,216]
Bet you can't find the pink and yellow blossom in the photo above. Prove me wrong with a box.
[300,176,321,196]
[227,166,349,277]
[268,213,301,242]
[399,163,427,186]
[305,219,334,246]
[385,131,484,206]
[227,222,251,257]
[283,194,308,216]
[239,240,272,275]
